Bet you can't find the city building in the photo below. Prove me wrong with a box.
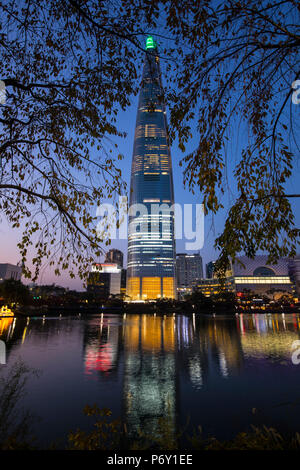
[0,263,22,282]
[126,36,176,300]
[121,269,127,296]
[87,263,122,299]
[193,278,235,296]
[205,260,232,279]
[176,253,203,295]
[289,256,300,297]
[206,261,215,279]
[105,249,124,268]
[232,255,295,298]
[194,255,298,299]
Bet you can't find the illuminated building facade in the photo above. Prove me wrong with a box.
[232,255,295,297]
[193,277,235,297]
[194,256,297,298]
[87,263,122,299]
[127,36,176,300]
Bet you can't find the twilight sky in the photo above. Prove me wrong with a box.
[1,52,299,290]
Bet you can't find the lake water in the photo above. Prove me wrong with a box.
[1,313,300,448]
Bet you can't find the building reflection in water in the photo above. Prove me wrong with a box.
[0,317,18,362]
[238,313,300,361]
[0,317,15,340]
[81,312,300,438]
[83,315,122,376]
[2,312,300,440]
[122,315,177,440]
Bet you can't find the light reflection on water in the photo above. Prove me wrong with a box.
[1,312,300,446]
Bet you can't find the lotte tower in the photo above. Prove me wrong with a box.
[126,36,176,300]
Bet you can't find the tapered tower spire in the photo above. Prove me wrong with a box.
[126,37,176,300]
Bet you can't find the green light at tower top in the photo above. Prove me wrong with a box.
[145,36,156,50]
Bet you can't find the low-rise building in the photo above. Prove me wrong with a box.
[0,263,22,282]
[194,255,298,299]
[193,277,235,296]
[232,255,295,299]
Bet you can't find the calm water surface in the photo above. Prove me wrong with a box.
[1,313,300,447]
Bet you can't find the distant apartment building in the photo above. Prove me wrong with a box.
[0,263,22,282]
[105,249,124,268]
[206,261,216,279]
[87,263,122,299]
[176,253,203,290]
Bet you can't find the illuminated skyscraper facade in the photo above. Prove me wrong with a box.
[127,36,176,300]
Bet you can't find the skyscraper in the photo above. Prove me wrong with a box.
[126,36,176,300]
[87,263,122,299]
[105,248,124,268]
[176,253,203,288]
